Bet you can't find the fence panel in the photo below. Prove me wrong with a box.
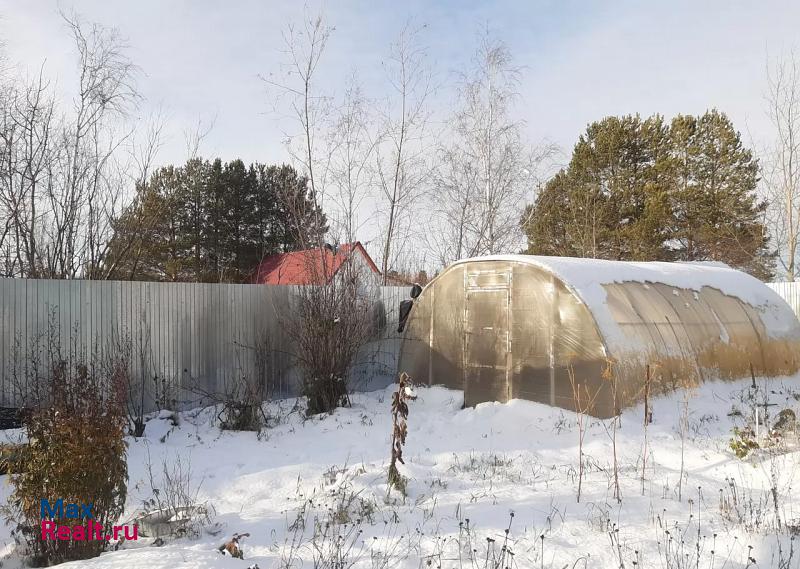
[767,282,800,321]
[0,279,404,410]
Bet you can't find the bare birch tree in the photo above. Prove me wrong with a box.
[429,30,552,268]
[374,23,432,284]
[0,11,139,279]
[262,12,332,252]
[183,115,216,162]
[765,51,800,280]
[0,65,57,277]
[99,112,166,280]
[265,12,376,415]
[55,12,139,278]
[328,77,376,245]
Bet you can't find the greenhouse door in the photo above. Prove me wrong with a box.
[463,270,511,406]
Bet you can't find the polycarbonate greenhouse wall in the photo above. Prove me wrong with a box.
[398,256,800,418]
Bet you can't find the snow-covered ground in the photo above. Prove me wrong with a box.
[3,375,800,568]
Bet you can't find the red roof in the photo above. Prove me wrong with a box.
[253,242,380,285]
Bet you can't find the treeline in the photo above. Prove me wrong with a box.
[0,14,135,280]
[523,111,774,279]
[1,10,796,284]
[106,160,324,282]
[0,15,326,284]
[264,14,790,282]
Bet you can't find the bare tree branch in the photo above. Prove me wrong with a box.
[428,28,555,269]
[374,22,432,283]
[765,49,800,280]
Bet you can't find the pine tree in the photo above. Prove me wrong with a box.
[106,165,188,281]
[104,160,325,282]
[523,111,775,279]
[525,115,672,260]
[669,110,774,279]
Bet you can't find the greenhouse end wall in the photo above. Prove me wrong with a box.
[398,258,800,418]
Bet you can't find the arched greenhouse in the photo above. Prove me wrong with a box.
[397,256,800,417]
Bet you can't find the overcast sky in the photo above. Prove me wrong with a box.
[3,0,798,167]
[1,1,799,268]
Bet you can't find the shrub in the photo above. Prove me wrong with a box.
[0,443,26,475]
[283,259,378,416]
[5,357,129,566]
[219,393,266,432]
[136,452,213,540]
[730,425,759,459]
[773,408,796,434]
[214,373,270,433]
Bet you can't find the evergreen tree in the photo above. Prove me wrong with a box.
[525,115,671,261]
[669,111,772,278]
[105,160,325,282]
[523,110,775,279]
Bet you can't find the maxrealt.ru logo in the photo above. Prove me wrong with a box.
[40,499,138,542]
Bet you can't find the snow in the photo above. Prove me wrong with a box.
[454,255,800,356]
[2,376,800,568]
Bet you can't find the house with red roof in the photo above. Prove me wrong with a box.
[252,242,381,286]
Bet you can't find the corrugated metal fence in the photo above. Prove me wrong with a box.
[0,279,408,410]
[767,282,800,321]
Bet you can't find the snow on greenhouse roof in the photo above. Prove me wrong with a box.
[454,255,800,355]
